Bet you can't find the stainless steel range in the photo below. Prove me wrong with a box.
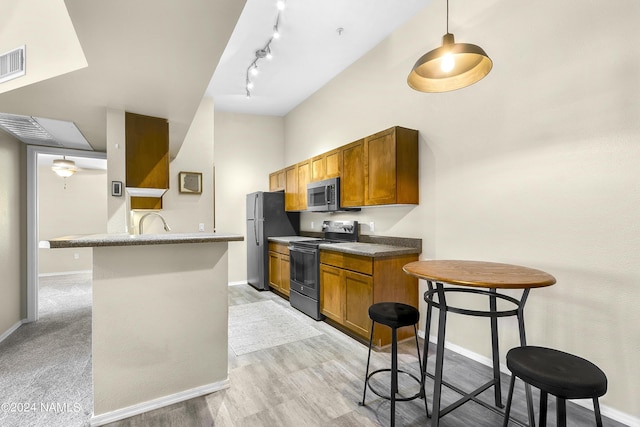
[288,220,358,320]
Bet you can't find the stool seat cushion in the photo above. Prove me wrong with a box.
[507,346,607,399]
[368,302,419,329]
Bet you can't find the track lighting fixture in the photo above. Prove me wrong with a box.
[244,0,286,98]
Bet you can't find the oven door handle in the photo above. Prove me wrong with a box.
[288,245,317,255]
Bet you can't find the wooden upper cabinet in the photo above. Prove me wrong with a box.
[284,161,310,212]
[125,112,169,189]
[284,165,298,211]
[365,126,418,206]
[269,169,286,192]
[340,139,365,207]
[325,149,341,179]
[311,155,325,182]
[271,126,419,210]
[311,149,341,183]
[126,112,169,210]
[297,160,310,210]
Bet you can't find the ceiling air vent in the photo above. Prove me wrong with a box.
[0,112,93,149]
[0,45,26,84]
[0,113,59,146]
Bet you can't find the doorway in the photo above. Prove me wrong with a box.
[26,145,106,322]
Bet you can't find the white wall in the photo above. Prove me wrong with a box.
[158,97,216,233]
[214,111,285,283]
[283,0,640,420]
[0,0,87,94]
[37,164,107,274]
[0,134,24,338]
[107,98,217,235]
[92,242,229,418]
[106,109,127,233]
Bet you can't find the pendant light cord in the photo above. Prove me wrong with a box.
[446,0,449,34]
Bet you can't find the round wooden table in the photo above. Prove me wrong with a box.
[403,260,556,427]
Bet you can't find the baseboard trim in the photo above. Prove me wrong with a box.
[228,280,246,286]
[89,378,230,426]
[38,270,92,277]
[0,319,25,344]
[417,329,638,427]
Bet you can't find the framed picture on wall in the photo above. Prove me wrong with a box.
[179,172,202,194]
[111,181,123,197]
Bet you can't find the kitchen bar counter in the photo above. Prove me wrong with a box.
[42,232,243,248]
[42,232,242,425]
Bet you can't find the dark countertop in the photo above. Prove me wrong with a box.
[268,236,319,244]
[318,242,419,257]
[41,232,244,248]
[268,235,421,258]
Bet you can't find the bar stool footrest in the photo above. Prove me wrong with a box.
[365,368,423,403]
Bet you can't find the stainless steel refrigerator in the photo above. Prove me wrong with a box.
[246,191,300,291]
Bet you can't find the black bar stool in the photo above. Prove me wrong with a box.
[503,346,608,427]
[359,302,428,427]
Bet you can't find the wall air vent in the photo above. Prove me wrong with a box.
[0,46,26,84]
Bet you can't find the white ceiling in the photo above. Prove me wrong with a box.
[0,0,432,153]
[208,0,432,116]
[0,0,245,155]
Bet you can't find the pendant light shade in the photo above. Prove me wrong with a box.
[52,157,77,177]
[407,1,492,93]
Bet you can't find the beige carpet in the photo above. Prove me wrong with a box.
[0,273,93,427]
[228,300,323,355]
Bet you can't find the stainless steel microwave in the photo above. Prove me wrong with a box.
[307,177,340,212]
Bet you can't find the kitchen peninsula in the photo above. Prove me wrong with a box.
[42,232,243,426]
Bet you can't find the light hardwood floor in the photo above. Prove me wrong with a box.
[0,275,623,426]
[109,283,621,427]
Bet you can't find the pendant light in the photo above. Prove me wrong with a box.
[52,156,77,177]
[407,0,492,93]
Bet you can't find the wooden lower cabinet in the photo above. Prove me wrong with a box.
[319,264,344,322]
[320,250,418,347]
[279,256,290,295]
[268,242,290,296]
[343,271,373,337]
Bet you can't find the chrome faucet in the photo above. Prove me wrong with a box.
[138,212,171,234]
